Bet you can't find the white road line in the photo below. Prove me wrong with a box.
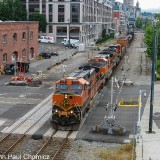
[124,139,131,143]
[26,112,52,135]
[12,104,52,134]
[0,119,6,126]
[68,131,79,139]
[53,131,69,138]
[1,94,52,134]
[43,128,55,138]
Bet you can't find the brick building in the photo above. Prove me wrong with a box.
[0,21,38,73]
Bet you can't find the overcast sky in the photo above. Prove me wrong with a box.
[117,0,160,10]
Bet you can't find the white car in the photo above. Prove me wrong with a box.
[38,36,54,43]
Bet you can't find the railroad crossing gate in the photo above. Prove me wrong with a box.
[118,98,139,107]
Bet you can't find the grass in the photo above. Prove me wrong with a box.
[96,38,114,47]
[98,143,136,160]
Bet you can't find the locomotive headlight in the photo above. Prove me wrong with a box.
[70,110,74,114]
[55,109,58,113]
[65,94,68,99]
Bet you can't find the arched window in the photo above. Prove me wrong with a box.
[3,53,7,63]
[22,49,26,57]
[30,47,34,59]
[22,32,26,40]
[30,31,33,39]
[12,51,18,62]
[13,33,17,42]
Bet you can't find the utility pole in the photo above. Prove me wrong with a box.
[67,18,70,48]
[149,21,157,133]
[155,26,158,81]
[63,65,66,78]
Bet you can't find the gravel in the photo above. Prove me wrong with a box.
[66,140,122,160]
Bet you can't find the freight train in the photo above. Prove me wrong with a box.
[51,34,134,130]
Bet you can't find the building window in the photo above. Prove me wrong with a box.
[30,31,33,39]
[57,27,67,35]
[30,47,34,59]
[49,26,53,33]
[49,15,53,22]
[13,33,17,42]
[58,15,64,22]
[2,34,7,43]
[71,4,79,23]
[49,4,52,12]
[3,53,7,63]
[22,49,26,57]
[58,5,64,12]
[58,5,65,22]
[22,32,26,40]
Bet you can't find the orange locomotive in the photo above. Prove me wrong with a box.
[52,62,104,128]
[51,35,133,129]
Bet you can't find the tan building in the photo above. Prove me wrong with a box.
[21,0,113,45]
[0,21,38,72]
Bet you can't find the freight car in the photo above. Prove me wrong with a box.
[51,34,133,130]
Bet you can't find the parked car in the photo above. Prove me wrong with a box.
[39,52,51,59]
[62,38,79,48]
[51,51,59,56]
[38,36,54,44]
[4,64,15,75]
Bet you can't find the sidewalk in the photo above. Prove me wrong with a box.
[29,48,77,73]
[136,83,160,160]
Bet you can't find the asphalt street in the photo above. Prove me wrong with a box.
[76,84,150,143]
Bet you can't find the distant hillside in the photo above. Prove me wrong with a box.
[142,8,160,13]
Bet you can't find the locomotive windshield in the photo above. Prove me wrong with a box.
[57,84,68,90]
[70,85,82,94]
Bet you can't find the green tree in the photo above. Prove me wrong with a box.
[102,29,106,38]
[30,13,47,32]
[135,17,142,29]
[0,0,27,21]
[144,17,151,29]
[144,25,154,57]
[144,13,160,79]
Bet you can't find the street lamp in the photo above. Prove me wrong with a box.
[148,20,158,133]
[63,65,67,78]
[67,19,71,48]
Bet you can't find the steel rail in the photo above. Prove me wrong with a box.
[1,107,52,155]
[51,132,72,160]
[35,131,72,160]
[0,95,52,142]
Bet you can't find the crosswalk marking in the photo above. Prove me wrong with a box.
[0,119,5,126]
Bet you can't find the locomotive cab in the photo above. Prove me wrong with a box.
[52,77,90,126]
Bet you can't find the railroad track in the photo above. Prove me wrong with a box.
[35,131,73,160]
[0,134,28,155]
[0,99,53,155]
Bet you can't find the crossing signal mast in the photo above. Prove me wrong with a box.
[92,77,126,135]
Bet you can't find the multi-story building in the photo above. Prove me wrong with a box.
[0,21,38,71]
[113,1,126,33]
[21,0,113,45]
[123,0,134,7]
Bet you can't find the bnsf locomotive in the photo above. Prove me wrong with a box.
[51,35,133,129]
